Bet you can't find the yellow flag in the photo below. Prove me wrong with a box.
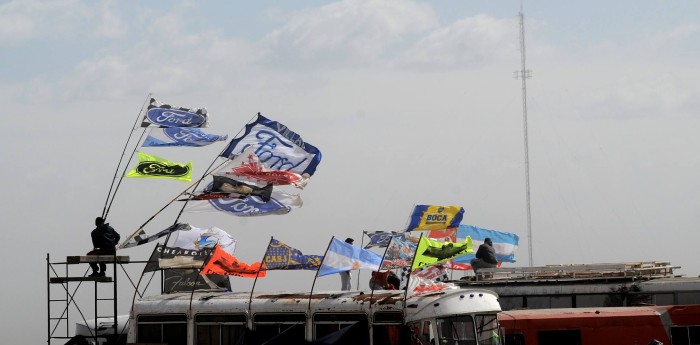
[412,236,473,270]
[125,152,192,182]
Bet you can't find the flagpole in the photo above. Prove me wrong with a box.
[403,233,423,314]
[116,168,226,249]
[249,236,273,316]
[102,93,152,220]
[369,234,395,317]
[189,244,218,312]
[403,204,417,231]
[307,237,335,312]
[357,230,366,288]
[169,112,259,235]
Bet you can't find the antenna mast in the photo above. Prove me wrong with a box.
[515,9,534,266]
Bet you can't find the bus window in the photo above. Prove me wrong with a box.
[373,312,409,345]
[313,313,367,340]
[195,314,246,345]
[137,314,187,345]
[474,314,500,345]
[670,325,700,345]
[537,330,581,345]
[504,333,525,345]
[253,313,306,343]
[436,315,476,345]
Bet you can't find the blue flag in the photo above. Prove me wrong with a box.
[143,128,227,147]
[141,97,209,128]
[263,239,322,270]
[220,114,322,176]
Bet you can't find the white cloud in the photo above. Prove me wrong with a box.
[398,14,518,69]
[93,1,127,39]
[0,0,90,44]
[263,0,438,65]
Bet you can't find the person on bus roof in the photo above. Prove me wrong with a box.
[340,238,354,290]
[470,237,498,275]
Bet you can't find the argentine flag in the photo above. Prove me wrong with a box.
[318,238,382,276]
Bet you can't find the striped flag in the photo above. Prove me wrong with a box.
[318,238,382,276]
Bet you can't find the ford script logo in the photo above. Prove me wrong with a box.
[209,196,289,216]
[146,108,207,127]
[136,161,190,177]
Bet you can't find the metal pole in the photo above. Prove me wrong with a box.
[518,9,534,266]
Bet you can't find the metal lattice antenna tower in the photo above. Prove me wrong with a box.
[514,9,533,266]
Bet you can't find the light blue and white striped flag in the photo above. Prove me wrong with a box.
[318,238,382,276]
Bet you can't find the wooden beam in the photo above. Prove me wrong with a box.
[66,256,130,264]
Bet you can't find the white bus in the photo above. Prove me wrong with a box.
[128,288,502,345]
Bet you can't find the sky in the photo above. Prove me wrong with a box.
[2,0,699,343]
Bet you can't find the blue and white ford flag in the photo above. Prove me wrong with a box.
[141,97,209,128]
[220,114,322,176]
[184,192,302,217]
[142,128,228,147]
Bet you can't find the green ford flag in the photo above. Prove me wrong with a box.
[126,151,192,182]
[412,236,473,270]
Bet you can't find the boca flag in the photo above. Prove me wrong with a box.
[411,236,473,270]
[200,245,265,278]
[125,152,192,182]
[406,205,465,231]
[220,114,322,176]
[141,98,209,128]
[263,239,322,270]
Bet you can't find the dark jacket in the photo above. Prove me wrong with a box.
[475,243,498,264]
[91,223,120,251]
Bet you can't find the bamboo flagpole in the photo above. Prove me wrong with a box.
[307,237,335,311]
[403,232,424,314]
[248,236,274,316]
[102,93,152,220]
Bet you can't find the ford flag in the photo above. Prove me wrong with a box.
[220,114,322,176]
[143,128,227,147]
[141,98,209,128]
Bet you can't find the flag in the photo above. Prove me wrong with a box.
[411,236,473,270]
[363,231,404,249]
[382,235,416,269]
[141,97,209,128]
[172,226,237,255]
[318,238,382,277]
[119,223,191,249]
[142,128,227,147]
[406,275,458,299]
[406,205,465,231]
[399,265,450,289]
[144,244,212,272]
[125,152,192,182]
[220,114,322,176]
[184,191,302,216]
[210,175,273,202]
[262,239,322,270]
[200,245,265,278]
[163,269,231,292]
[453,225,519,265]
[215,146,308,188]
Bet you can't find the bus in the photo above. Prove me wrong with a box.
[127,288,502,345]
[497,304,700,345]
